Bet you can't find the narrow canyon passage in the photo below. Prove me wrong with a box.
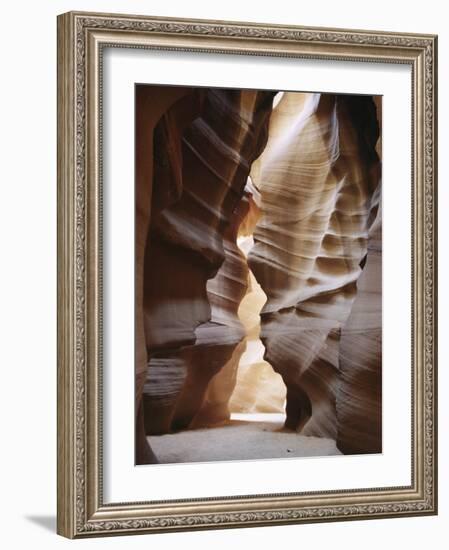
[149,200,341,464]
[136,87,382,465]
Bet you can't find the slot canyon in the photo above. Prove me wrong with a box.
[135,85,382,465]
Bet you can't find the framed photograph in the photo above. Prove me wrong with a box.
[57,11,438,538]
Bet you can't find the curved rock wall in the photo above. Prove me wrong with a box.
[193,182,286,424]
[336,197,382,454]
[141,89,275,440]
[135,86,202,463]
[248,92,381,440]
[137,86,382,462]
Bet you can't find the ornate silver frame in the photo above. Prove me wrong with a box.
[57,11,438,538]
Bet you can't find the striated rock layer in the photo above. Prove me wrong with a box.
[135,86,203,463]
[141,89,275,442]
[168,186,251,431]
[193,183,286,425]
[336,198,382,454]
[228,233,286,415]
[248,92,381,441]
[137,86,382,462]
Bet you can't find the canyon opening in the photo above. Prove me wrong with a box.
[135,85,382,465]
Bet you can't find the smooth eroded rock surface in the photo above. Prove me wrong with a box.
[137,87,382,462]
[248,92,381,441]
[336,201,382,454]
[142,89,275,438]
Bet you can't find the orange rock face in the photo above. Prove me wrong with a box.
[336,201,382,454]
[139,88,275,446]
[136,86,382,464]
[248,92,381,441]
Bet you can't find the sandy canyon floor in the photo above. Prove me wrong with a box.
[149,413,341,464]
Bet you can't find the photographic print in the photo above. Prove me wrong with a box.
[135,86,382,465]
